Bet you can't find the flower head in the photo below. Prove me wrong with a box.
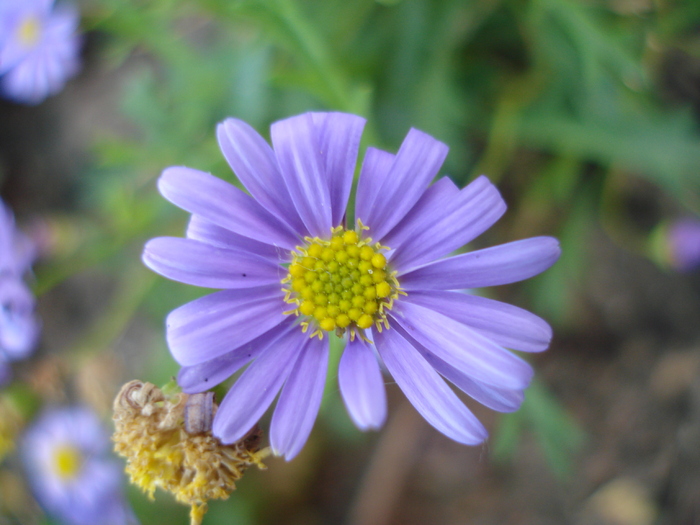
[21,406,137,525]
[112,380,267,525]
[143,112,561,460]
[0,0,81,104]
[0,198,39,382]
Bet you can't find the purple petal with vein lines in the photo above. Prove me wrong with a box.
[374,328,487,445]
[166,285,286,366]
[158,167,300,250]
[338,337,387,430]
[355,147,395,228]
[389,301,534,389]
[143,237,283,289]
[212,323,305,444]
[311,112,366,226]
[400,236,561,289]
[405,290,552,352]
[271,113,332,238]
[216,118,306,235]
[388,176,507,272]
[393,324,524,413]
[187,215,290,263]
[178,319,294,393]
[270,336,329,460]
[357,129,449,242]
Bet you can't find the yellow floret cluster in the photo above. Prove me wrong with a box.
[284,226,400,338]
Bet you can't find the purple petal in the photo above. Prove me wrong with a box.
[212,324,305,444]
[356,129,449,242]
[387,176,507,272]
[271,113,332,238]
[216,118,306,235]
[394,324,524,412]
[165,285,286,366]
[373,327,487,445]
[186,215,290,263]
[405,290,552,352]
[338,337,387,430]
[399,236,561,289]
[142,237,283,289]
[389,301,534,390]
[270,336,329,460]
[310,112,366,226]
[355,147,395,228]
[158,167,300,250]
[178,319,295,392]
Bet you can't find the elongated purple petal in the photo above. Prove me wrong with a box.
[271,114,332,238]
[355,147,395,227]
[389,301,533,389]
[382,176,458,252]
[158,167,300,250]
[374,328,487,445]
[212,323,305,444]
[143,237,282,289]
[270,336,329,460]
[400,236,561,289]
[405,290,552,352]
[387,176,507,272]
[216,118,306,235]
[311,112,366,226]
[357,129,449,242]
[178,319,295,392]
[187,215,290,263]
[166,285,286,366]
[394,324,524,412]
[338,337,387,430]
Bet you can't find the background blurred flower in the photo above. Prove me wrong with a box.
[143,112,560,460]
[0,0,80,105]
[22,405,137,525]
[0,199,39,384]
[666,218,700,272]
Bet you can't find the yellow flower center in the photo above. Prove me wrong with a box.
[52,444,82,480]
[283,224,402,339]
[17,16,41,47]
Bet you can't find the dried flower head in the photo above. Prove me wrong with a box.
[112,380,267,525]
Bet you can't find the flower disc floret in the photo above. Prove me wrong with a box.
[283,225,400,339]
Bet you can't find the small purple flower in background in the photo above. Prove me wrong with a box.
[0,0,80,105]
[0,198,39,384]
[667,218,700,272]
[143,112,561,460]
[22,406,137,525]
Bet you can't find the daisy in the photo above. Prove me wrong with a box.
[143,112,561,460]
[22,406,137,525]
[0,0,81,104]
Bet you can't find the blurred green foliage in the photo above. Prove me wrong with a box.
[13,0,700,521]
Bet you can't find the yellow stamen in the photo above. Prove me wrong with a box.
[17,17,41,47]
[282,222,402,339]
[53,445,82,480]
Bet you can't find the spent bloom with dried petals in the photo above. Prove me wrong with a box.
[0,0,81,104]
[0,198,39,383]
[112,380,267,525]
[21,406,137,525]
[143,112,561,460]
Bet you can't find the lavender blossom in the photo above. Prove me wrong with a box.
[22,406,137,525]
[0,199,38,382]
[0,0,80,105]
[143,112,561,460]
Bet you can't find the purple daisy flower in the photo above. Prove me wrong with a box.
[667,218,700,272]
[0,198,39,382]
[0,0,80,105]
[143,112,561,460]
[22,406,137,525]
